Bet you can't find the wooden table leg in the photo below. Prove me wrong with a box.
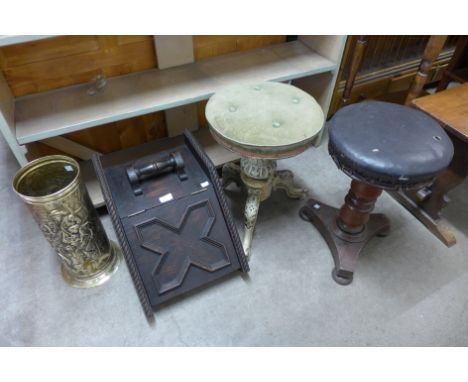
[420,138,468,219]
[389,137,468,247]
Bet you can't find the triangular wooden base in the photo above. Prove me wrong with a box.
[300,199,390,285]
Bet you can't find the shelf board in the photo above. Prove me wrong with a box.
[0,35,56,47]
[82,128,240,207]
[15,40,336,145]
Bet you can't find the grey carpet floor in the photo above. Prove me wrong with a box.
[1,133,468,346]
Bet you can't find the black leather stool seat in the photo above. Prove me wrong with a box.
[328,101,454,190]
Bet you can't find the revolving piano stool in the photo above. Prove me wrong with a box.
[300,101,454,285]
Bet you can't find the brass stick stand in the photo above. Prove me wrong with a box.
[13,155,121,288]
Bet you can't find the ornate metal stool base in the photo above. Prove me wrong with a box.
[223,157,307,259]
[300,180,390,285]
[62,241,122,288]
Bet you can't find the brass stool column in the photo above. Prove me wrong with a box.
[240,158,275,257]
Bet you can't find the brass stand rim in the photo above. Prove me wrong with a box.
[12,155,82,204]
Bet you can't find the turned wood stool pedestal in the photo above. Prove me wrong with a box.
[206,82,325,259]
[300,101,454,285]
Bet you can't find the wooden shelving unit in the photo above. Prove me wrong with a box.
[0,35,346,206]
[0,35,55,47]
[15,41,335,144]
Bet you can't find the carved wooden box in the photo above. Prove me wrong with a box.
[92,131,248,319]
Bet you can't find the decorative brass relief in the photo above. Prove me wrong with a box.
[34,183,112,277]
[240,157,277,180]
[13,155,120,288]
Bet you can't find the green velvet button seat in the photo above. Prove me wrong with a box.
[205,82,325,158]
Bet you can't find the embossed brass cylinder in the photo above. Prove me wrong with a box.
[13,155,120,288]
